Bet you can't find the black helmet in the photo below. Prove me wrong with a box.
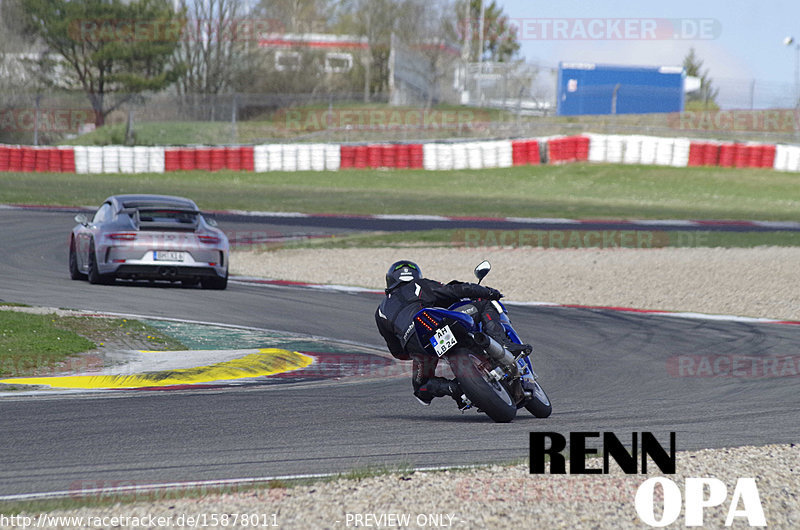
[385,260,422,290]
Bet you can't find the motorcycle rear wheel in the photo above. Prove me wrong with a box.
[448,349,516,423]
[524,380,552,418]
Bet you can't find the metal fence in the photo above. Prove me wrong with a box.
[462,61,548,115]
[3,83,800,147]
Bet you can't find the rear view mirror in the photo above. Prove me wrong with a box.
[474,260,491,284]
[74,213,89,225]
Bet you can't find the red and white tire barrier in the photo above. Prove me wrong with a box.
[1,133,799,173]
[0,145,75,173]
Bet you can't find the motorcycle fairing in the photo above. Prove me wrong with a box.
[413,308,477,355]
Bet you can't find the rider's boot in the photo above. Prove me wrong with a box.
[414,377,464,407]
[506,343,533,356]
[482,307,532,355]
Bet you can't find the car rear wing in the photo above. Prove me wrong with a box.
[121,207,200,231]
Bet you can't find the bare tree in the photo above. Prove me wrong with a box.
[336,0,422,101]
[0,4,27,90]
[0,5,34,142]
[406,0,462,107]
[174,0,259,101]
[253,0,334,33]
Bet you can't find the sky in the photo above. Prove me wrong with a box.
[496,0,800,108]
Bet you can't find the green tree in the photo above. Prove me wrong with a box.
[18,0,186,126]
[683,47,719,109]
[459,0,519,62]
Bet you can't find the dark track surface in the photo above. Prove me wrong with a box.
[7,203,800,232]
[1,209,798,497]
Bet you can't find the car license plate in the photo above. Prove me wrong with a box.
[431,325,457,357]
[154,250,185,262]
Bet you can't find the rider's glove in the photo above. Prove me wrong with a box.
[485,287,504,300]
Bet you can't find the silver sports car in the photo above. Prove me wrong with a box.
[69,194,229,289]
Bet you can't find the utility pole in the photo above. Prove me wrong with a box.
[784,36,800,107]
[363,7,371,103]
[478,0,485,66]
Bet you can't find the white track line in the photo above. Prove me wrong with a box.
[232,277,800,325]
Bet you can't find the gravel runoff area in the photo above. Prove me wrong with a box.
[2,444,797,529]
[232,246,800,321]
[3,246,797,528]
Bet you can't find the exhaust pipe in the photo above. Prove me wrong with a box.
[473,333,519,374]
[158,266,178,278]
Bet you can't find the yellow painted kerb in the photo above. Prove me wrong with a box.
[0,348,313,389]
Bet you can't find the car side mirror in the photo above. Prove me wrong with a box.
[474,260,491,284]
[204,216,218,227]
[74,213,89,225]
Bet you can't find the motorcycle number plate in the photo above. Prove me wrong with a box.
[431,325,457,357]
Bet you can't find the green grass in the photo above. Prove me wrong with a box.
[0,312,185,378]
[62,122,240,147]
[0,311,95,378]
[264,229,800,251]
[65,103,514,146]
[2,163,800,222]
[63,101,797,146]
[60,317,186,352]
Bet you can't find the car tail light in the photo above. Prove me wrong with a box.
[198,235,220,244]
[109,232,137,241]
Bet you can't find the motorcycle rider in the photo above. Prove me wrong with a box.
[375,260,522,407]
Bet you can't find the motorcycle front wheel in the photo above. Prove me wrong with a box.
[448,349,516,423]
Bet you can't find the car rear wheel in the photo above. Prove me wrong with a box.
[87,239,112,285]
[69,239,86,281]
[201,268,228,290]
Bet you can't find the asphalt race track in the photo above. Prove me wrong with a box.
[1,208,799,497]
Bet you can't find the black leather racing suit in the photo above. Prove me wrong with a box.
[375,278,501,402]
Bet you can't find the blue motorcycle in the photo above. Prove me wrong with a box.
[413,261,552,423]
